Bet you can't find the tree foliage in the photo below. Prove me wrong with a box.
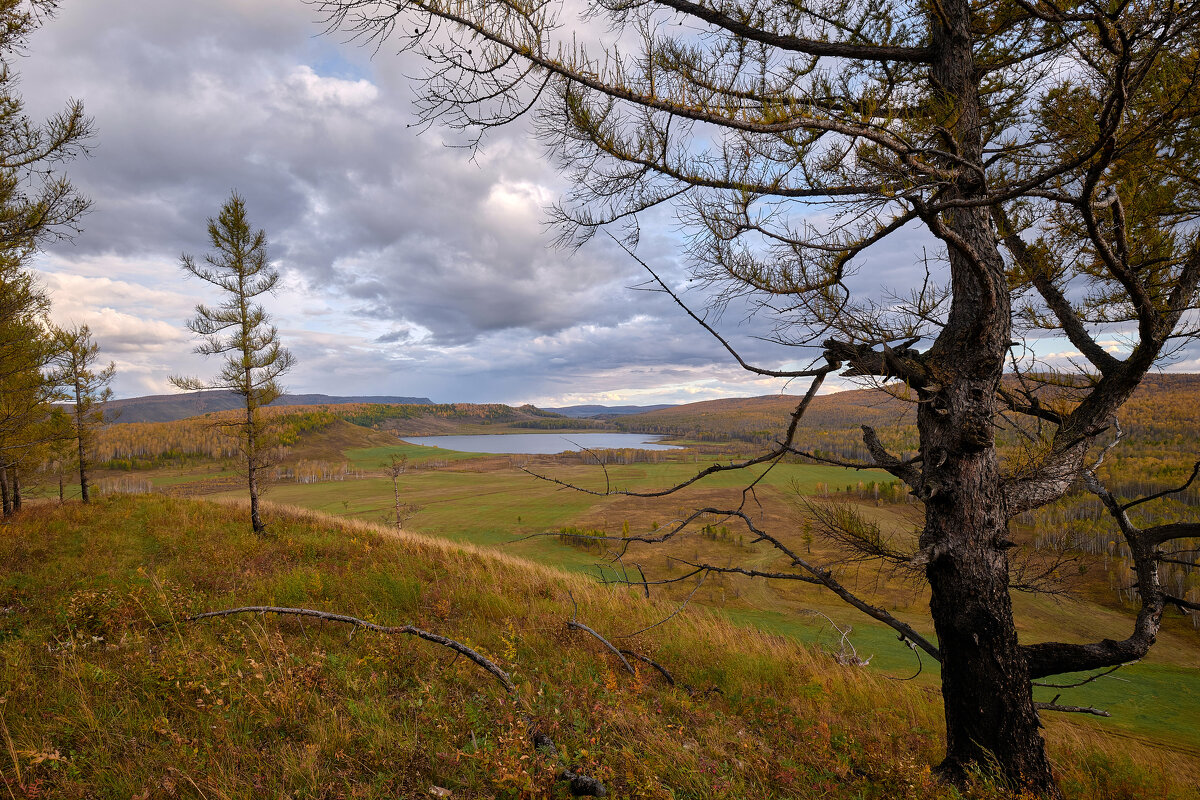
[0,0,91,254]
[171,191,296,534]
[0,0,91,514]
[317,0,1200,794]
[54,323,114,503]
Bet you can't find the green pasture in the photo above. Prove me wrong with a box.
[228,469,604,572]
[234,449,899,577]
[726,607,1200,753]
[344,443,488,469]
[350,440,890,490]
[1033,663,1200,753]
[77,435,1200,758]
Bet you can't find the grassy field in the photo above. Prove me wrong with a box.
[345,443,493,469]
[184,438,1200,757]
[31,421,1200,778]
[217,450,901,573]
[1,496,1196,799]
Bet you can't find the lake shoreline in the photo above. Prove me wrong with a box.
[399,432,682,454]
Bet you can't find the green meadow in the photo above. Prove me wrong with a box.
[181,437,1200,759]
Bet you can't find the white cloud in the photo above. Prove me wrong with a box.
[284,65,379,107]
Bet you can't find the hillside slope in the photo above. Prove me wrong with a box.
[616,373,1200,467]
[1,497,1192,799]
[93,402,593,467]
[102,391,435,424]
[542,404,676,418]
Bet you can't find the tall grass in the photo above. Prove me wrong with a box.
[0,496,1194,798]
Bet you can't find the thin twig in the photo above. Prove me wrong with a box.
[1121,459,1200,511]
[617,572,707,639]
[609,232,831,379]
[1033,663,1127,689]
[885,636,924,682]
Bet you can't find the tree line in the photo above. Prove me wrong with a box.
[0,2,109,514]
[0,4,295,534]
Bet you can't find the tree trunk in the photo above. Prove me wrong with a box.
[8,466,20,513]
[75,379,90,503]
[922,2,1060,792]
[921,417,1058,794]
[77,440,90,503]
[246,380,264,535]
[392,476,403,531]
[249,463,263,534]
[918,298,1060,794]
[0,466,10,517]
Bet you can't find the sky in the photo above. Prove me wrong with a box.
[17,1,1199,406]
[20,0,819,406]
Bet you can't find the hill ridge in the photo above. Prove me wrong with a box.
[101,390,436,424]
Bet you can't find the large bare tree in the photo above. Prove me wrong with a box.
[315,0,1200,794]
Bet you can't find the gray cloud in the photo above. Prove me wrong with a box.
[23,1,1159,406]
[14,1,913,404]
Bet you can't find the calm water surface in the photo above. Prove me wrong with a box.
[400,432,680,454]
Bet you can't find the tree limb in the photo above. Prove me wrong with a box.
[1034,702,1111,718]
[186,606,516,694]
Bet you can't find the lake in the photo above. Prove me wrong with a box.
[399,432,681,454]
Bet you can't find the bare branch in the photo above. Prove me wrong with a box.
[861,424,922,487]
[567,594,635,675]
[1164,594,1200,613]
[1120,460,1200,512]
[617,572,707,639]
[618,649,675,685]
[613,234,834,379]
[187,606,515,694]
[1034,702,1111,718]
[648,0,932,63]
[886,634,925,682]
[1033,664,1128,690]
[521,368,832,499]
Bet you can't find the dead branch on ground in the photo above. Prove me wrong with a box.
[183,605,610,796]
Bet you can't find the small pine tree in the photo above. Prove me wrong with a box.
[54,324,115,503]
[171,192,295,534]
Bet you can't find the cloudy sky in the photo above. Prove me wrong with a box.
[19,1,1196,405]
[19,0,805,405]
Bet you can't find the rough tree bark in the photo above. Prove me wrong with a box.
[7,466,19,514]
[0,464,9,517]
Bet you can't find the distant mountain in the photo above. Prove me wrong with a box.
[541,403,676,418]
[103,391,434,424]
[612,372,1200,459]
